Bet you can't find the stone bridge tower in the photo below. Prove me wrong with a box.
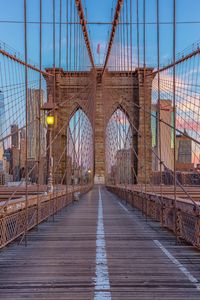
[45,68,154,184]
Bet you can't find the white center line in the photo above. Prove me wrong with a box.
[115,197,143,227]
[154,240,200,291]
[118,201,129,213]
[93,187,112,300]
[110,192,200,291]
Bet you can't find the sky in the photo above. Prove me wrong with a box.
[0,0,199,68]
[0,0,199,165]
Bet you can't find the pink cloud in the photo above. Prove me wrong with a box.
[176,117,200,132]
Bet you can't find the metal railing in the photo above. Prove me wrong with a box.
[0,185,91,249]
[107,185,200,249]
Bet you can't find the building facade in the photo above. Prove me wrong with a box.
[27,88,46,160]
[152,99,174,172]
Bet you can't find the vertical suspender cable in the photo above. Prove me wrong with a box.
[66,0,69,200]
[59,0,62,69]
[129,0,134,184]
[72,2,75,195]
[66,126,69,202]
[70,0,72,71]
[52,0,56,219]
[156,0,164,226]
[120,13,122,71]
[52,0,56,79]
[136,0,140,186]
[24,0,28,246]
[73,2,75,72]
[126,0,129,72]
[66,0,69,70]
[123,5,125,72]
[173,0,178,242]
[37,0,43,227]
[136,0,140,70]
[130,0,132,70]
[126,0,129,187]
[73,113,76,193]
[143,0,148,219]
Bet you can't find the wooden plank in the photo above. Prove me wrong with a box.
[0,187,200,299]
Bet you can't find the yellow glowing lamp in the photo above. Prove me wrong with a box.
[88,169,92,174]
[46,115,55,126]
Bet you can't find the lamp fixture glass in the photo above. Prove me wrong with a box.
[46,115,55,125]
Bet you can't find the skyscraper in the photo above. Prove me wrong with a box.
[27,88,46,160]
[0,90,5,135]
[176,130,194,171]
[152,99,174,171]
[11,124,19,148]
[115,148,133,184]
[19,129,26,169]
[0,91,5,173]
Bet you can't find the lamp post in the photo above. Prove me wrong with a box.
[41,100,56,193]
[46,114,55,193]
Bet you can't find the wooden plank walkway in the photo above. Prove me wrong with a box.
[0,186,200,299]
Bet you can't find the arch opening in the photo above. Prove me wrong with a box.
[105,109,135,185]
[67,108,94,186]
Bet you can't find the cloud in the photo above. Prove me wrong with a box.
[176,116,200,132]
[152,71,200,165]
[153,72,200,127]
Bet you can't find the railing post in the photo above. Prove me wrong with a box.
[37,198,41,225]
[195,216,200,249]
[0,217,6,248]
[176,209,182,241]
[160,202,165,228]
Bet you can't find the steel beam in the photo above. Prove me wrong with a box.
[102,0,124,75]
[0,49,51,76]
[75,0,95,68]
[153,47,200,74]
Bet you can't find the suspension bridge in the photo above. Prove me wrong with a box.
[0,0,200,299]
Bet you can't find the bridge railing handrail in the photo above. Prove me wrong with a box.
[0,184,92,249]
[107,185,200,249]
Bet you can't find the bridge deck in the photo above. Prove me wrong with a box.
[0,186,200,299]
